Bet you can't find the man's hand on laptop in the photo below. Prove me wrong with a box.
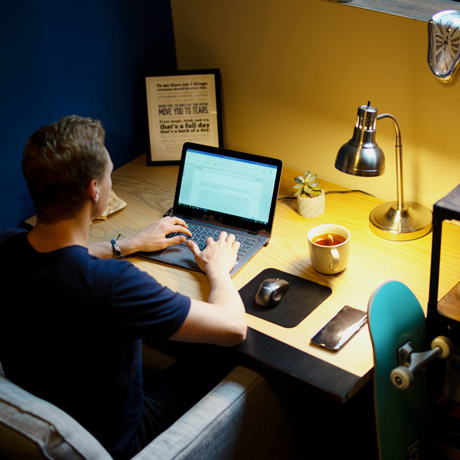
[124,216,193,253]
[89,216,193,259]
[186,231,240,276]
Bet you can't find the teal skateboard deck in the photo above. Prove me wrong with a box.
[368,280,430,460]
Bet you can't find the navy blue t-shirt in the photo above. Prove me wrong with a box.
[0,228,191,458]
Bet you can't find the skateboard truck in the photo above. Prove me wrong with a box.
[391,336,452,390]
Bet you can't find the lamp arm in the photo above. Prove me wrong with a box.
[377,113,404,211]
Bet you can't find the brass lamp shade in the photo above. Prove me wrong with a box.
[335,103,432,241]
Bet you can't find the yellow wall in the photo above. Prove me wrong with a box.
[171,0,460,208]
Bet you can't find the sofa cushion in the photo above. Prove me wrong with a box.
[0,374,112,460]
[133,365,299,460]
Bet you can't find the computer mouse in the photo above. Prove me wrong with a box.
[255,278,290,307]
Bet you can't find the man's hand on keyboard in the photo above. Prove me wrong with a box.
[121,216,192,254]
[186,231,240,276]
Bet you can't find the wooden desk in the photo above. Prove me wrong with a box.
[85,155,460,402]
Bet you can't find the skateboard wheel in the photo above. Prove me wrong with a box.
[391,366,413,390]
[431,336,452,359]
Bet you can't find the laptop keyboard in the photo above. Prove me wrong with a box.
[167,223,259,260]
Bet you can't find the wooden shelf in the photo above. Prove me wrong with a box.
[428,184,460,337]
[438,282,460,322]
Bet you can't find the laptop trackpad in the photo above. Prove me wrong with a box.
[160,245,198,269]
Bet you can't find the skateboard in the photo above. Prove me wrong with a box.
[368,280,451,460]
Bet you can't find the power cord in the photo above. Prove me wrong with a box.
[278,189,375,201]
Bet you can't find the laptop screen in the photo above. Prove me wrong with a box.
[173,143,282,234]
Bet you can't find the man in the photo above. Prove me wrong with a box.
[0,116,247,459]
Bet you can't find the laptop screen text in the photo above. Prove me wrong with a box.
[178,148,278,225]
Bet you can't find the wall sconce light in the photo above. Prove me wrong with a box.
[335,103,432,241]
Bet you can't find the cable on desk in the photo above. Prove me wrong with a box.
[278,189,375,201]
[325,189,375,196]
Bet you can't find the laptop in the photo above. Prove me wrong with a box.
[138,142,282,276]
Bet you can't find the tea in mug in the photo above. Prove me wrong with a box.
[313,232,346,246]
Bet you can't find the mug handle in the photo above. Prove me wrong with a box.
[329,248,340,272]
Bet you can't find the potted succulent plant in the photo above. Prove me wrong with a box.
[293,171,325,218]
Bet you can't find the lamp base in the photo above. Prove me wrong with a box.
[369,201,432,241]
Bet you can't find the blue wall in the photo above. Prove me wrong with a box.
[0,0,177,227]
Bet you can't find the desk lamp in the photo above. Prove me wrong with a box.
[335,103,432,241]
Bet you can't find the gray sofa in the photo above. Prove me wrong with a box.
[0,345,299,459]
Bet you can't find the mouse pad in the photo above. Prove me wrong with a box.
[239,268,332,328]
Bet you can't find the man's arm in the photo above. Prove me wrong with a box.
[90,216,247,347]
[169,232,247,347]
[88,216,192,258]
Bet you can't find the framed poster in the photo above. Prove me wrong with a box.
[145,69,223,165]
